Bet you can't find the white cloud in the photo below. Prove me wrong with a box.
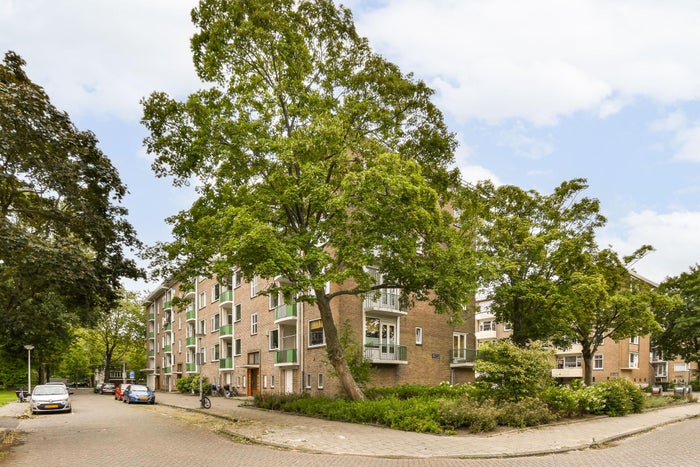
[673,125,700,162]
[498,124,554,160]
[352,0,700,126]
[600,210,700,283]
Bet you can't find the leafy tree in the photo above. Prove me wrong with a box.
[560,247,661,385]
[0,51,143,361]
[58,341,92,385]
[477,179,606,345]
[142,0,479,400]
[653,265,700,377]
[475,340,556,402]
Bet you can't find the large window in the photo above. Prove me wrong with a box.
[234,304,242,322]
[309,319,325,347]
[211,313,220,332]
[198,291,206,309]
[557,356,582,368]
[593,354,603,370]
[479,320,495,332]
[269,329,279,350]
[628,352,639,369]
[251,313,258,335]
[211,283,221,302]
[234,338,241,356]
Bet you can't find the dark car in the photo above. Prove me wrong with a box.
[122,384,155,404]
[100,383,116,394]
[94,383,105,393]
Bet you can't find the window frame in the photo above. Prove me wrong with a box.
[308,319,325,347]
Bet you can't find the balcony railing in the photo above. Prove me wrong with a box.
[364,345,407,363]
[186,363,197,372]
[164,322,172,331]
[220,324,233,337]
[220,290,233,308]
[148,313,155,321]
[163,367,172,374]
[450,349,479,365]
[186,310,196,321]
[186,336,196,347]
[148,350,155,357]
[274,303,297,322]
[164,301,172,310]
[363,290,406,315]
[275,348,298,365]
[163,345,172,353]
[219,357,233,370]
[185,288,195,298]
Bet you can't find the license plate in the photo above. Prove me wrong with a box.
[139,397,148,400]
[45,404,59,409]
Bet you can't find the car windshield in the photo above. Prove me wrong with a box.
[129,385,148,392]
[33,385,67,395]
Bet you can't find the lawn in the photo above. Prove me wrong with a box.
[0,390,19,407]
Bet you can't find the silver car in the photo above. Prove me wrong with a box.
[30,384,72,414]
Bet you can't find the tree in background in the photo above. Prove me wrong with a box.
[142,0,480,400]
[0,51,143,367]
[653,265,700,379]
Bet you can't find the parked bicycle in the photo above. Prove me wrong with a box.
[199,394,211,409]
[214,384,239,398]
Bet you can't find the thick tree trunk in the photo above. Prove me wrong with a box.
[582,347,594,386]
[315,290,365,401]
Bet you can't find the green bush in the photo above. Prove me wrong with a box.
[175,374,210,394]
[577,378,645,416]
[496,398,556,427]
[539,385,580,417]
[364,382,472,400]
[436,396,498,433]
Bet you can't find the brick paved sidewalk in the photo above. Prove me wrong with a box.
[154,391,700,459]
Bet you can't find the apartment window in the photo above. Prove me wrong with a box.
[593,354,603,370]
[629,336,639,345]
[211,313,220,332]
[309,319,325,347]
[234,270,242,288]
[236,375,241,387]
[198,291,206,309]
[199,319,206,335]
[318,373,324,389]
[269,329,279,350]
[248,352,260,365]
[212,283,221,302]
[212,344,220,361]
[178,315,182,330]
[306,373,312,389]
[415,327,423,345]
[557,356,581,368]
[269,292,281,310]
[178,340,182,353]
[503,322,512,332]
[250,276,258,297]
[479,320,495,332]
[234,339,242,356]
[199,347,207,364]
[234,304,242,322]
[243,376,247,388]
[251,313,258,335]
[628,352,639,369]
[270,375,275,388]
[674,362,689,372]
[263,375,268,389]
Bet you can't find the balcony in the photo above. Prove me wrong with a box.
[219,357,234,370]
[364,345,407,364]
[275,348,298,366]
[475,329,497,340]
[186,336,196,347]
[148,350,155,357]
[185,288,195,299]
[148,313,155,321]
[363,290,406,316]
[552,367,583,378]
[164,301,173,311]
[163,367,172,375]
[186,363,197,373]
[148,332,155,339]
[186,310,196,322]
[163,322,172,331]
[274,303,297,323]
[163,345,172,353]
[220,290,233,309]
[450,349,478,367]
[220,324,233,338]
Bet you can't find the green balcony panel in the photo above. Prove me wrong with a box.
[186,363,197,372]
[220,324,233,336]
[186,337,196,346]
[220,290,233,303]
[274,303,297,321]
[275,348,298,364]
[186,310,196,320]
[163,345,172,352]
[219,357,233,369]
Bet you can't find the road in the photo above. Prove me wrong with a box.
[3,390,699,466]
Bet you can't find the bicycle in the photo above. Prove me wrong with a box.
[199,395,211,409]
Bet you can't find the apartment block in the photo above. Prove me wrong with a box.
[144,273,477,395]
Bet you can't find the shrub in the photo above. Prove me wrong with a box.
[175,374,210,394]
[540,385,580,417]
[436,396,498,433]
[577,378,645,416]
[496,398,556,427]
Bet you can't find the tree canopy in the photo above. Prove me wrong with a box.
[142,0,480,400]
[0,51,143,360]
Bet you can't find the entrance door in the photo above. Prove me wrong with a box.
[247,368,259,396]
[380,322,396,359]
[284,370,294,394]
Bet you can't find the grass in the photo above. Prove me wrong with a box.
[0,391,18,407]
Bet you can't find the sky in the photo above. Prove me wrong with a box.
[2,0,699,293]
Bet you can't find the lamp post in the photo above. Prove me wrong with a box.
[197,334,205,404]
[24,345,34,397]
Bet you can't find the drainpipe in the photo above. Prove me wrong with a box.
[300,301,304,395]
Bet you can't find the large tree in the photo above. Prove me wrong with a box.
[0,51,143,361]
[477,178,606,345]
[559,247,661,385]
[142,0,479,400]
[653,265,700,375]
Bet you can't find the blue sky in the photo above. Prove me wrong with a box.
[2,0,699,293]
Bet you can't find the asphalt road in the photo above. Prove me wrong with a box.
[3,390,700,466]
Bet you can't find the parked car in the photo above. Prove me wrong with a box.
[101,383,116,394]
[115,383,130,401]
[122,384,155,405]
[46,381,73,394]
[30,384,72,414]
[94,383,105,393]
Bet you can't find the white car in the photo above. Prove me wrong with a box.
[31,384,72,414]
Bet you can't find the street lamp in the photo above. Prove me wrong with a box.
[24,345,34,397]
[197,334,205,404]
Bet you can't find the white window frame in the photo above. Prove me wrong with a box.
[629,352,639,369]
[318,373,324,389]
[306,373,312,389]
[308,319,325,347]
[234,304,242,322]
[629,336,639,345]
[198,291,206,309]
[250,276,258,297]
[212,344,220,361]
[415,327,423,345]
[234,270,242,288]
[270,375,275,388]
[251,313,258,335]
[212,283,221,302]
[234,338,242,356]
[479,320,495,332]
[593,354,603,370]
[211,313,220,332]
[269,328,279,350]
[199,319,206,335]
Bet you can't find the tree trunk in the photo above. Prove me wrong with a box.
[581,347,594,386]
[315,290,366,401]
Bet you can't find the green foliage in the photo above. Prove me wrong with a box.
[330,321,372,389]
[539,385,580,417]
[576,378,645,416]
[475,340,556,402]
[436,396,498,433]
[495,398,557,428]
[176,374,210,394]
[364,382,473,400]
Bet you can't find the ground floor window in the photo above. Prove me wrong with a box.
[593,354,603,370]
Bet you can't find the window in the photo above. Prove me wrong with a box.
[629,336,639,345]
[243,376,247,388]
[234,304,242,322]
[309,319,325,347]
[234,339,242,356]
[318,373,324,389]
[178,315,182,330]
[628,352,639,369]
[269,292,281,310]
[415,327,423,345]
[270,375,275,388]
[269,329,279,350]
[212,283,221,302]
[263,375,268,389]
[479,320,495,332]
[198,291,206,309]
[211,313,220,332]
[306,373,312,389]
[557,356,582,368]
[212,344,220,361]
[199,319,206,335]
[503,322,512,332]
[250,276,258,297]
[674,362,689,372]
[251,313,258,335]
[247,352,260,365]
[593,354,603,370]
[234,270,242,288]
[200,347,207,364]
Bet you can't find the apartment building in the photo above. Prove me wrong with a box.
[474,299,696,387]
[144,273,478,396]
